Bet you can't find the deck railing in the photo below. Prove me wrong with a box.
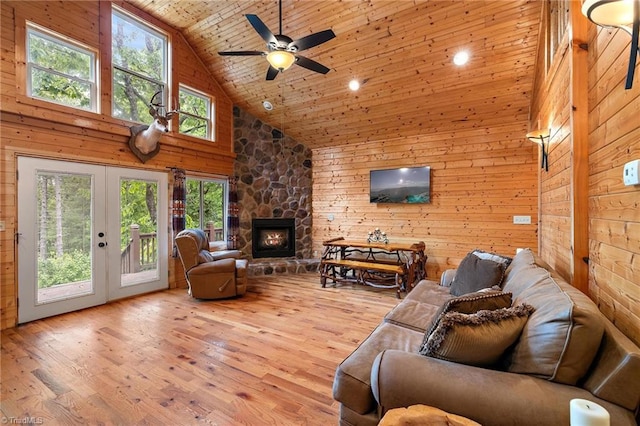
[121,225,157,274]
[121,223,224,273]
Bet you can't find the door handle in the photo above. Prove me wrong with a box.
[98,242,107,248]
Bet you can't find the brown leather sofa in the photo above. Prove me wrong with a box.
[175,228,248,299]
[332,249,640,425]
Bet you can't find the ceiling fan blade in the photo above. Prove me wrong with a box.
[245,14,277,46]
[266,66,280,80]
[288,29,336,52]
[294,55,330,74]
[218,51,265,56]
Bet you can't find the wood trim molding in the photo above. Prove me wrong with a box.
[569,0,589,294]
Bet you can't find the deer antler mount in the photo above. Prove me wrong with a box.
[128,91,179,163]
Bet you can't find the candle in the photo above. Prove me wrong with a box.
[570,399,610,426]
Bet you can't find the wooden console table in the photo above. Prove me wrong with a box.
[320,237,427,297]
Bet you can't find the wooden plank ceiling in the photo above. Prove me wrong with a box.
[123,0,542,149]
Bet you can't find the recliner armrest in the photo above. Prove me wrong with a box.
[208,250,242,260]
[188,258,236,275]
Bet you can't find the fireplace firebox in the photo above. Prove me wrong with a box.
[252,218,296,258]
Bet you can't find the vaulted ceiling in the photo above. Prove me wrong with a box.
[123,0,542,149]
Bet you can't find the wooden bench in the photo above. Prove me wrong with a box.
[320,258,406,298]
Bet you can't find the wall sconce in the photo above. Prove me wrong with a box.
[526,129,550,172]
[582,0,640,89]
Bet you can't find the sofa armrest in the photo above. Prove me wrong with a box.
[371,349,636,426]
[440,269,456,287]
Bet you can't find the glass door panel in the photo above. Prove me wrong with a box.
[106,168,167,300]
[36,172,94,303]
[18,157,107,323]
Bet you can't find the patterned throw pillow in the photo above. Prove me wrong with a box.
[418,304,535,367]
[424,290,513,340]
[450,252,506,296]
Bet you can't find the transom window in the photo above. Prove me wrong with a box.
[26,23,97,111]
[178,85,215,141]
[112,7,168,123]
[186,178,227,242]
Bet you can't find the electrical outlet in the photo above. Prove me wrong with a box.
[513,215,531,225]
[0,221,5,231]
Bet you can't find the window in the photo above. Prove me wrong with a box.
[186,178,227,242]
[26,24,97,111]
[112,8,168,123]
[547,0,569,69]
[178,85,215,140]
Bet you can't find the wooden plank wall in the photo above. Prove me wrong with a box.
[0,1,235,329]
[586,24,640,345]
[530,2,640,346]
[529,26,575,283]
[312,123,539,280]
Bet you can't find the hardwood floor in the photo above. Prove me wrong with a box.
[1,275,399,425]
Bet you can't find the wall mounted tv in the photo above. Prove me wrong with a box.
[370,166,431,204]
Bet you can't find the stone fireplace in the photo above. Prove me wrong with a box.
[252,218,296,258]
[233,106,319,276]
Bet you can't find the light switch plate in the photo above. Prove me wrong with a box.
[0,221,5,231]
[623,160,640,186]
[513,215,531,225]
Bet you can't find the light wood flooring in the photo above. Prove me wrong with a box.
[1,275,399,425]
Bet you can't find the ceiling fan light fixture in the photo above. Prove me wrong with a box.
[582,0,634,27]
[266,50,296,71]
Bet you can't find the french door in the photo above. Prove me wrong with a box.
[17,157,168,323]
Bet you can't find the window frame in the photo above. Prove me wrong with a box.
[178,84,215,141]
[111,6,169,124]
[25,22,98,112]
[186,177,228,242]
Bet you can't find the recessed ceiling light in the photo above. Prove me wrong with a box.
[348,79,360,91]
[263,100,273,111]
[453,51,470,66]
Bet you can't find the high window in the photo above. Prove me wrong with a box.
[112,7,168,123]
[26,23,97,111]
[178,85,215,141]
[186,178,227,242]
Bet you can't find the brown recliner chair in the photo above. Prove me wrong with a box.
[175,228,248,299]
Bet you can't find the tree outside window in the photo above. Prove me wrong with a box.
[26,24,97,111]
[112,8,167,123]
[178,85,214,141]
[186,178,227,242]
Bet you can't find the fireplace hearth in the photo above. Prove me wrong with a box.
[252,218,296,258]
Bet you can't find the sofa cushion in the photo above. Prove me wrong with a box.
[450,252,505,296]
[333,322,424,415]
[384,300,441,332]
[424,290,513,339]
[418,304,534,366]
[507,269,605,385]
[405,279,452,303]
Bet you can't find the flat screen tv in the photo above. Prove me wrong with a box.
[370,166,431,204]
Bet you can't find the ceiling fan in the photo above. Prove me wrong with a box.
[218,0,336,80]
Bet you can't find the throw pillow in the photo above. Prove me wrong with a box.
[418,304,535,367]
[472,249,513,268]
[450,252,505,296]
[424,290,513,340]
